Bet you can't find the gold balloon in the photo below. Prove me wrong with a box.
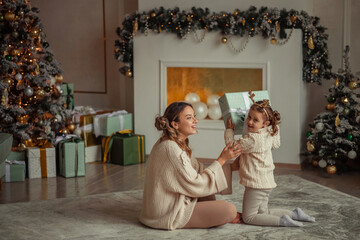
[341,96,349,104]
[5,12,15,21]
[327,102,335,110]
[308,36,314,50]
[125,70,132,78]
[306,141,315,152]
[270,38,277,44]
[326,165,337,174]
[221,36,228,44]
[348,81,358,90]
[335,78,339,87]
[335,114,340,127]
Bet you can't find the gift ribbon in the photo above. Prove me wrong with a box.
[5,160,25,182]
[40,148,47,178]
[102,130,132,163]
[137,135,145,164]
[222,92,251,120]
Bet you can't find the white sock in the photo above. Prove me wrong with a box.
[279,215,303,227]
[291,208,316,222]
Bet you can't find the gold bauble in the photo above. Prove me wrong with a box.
[3,77,13,85]
[62,128,69,134]
[348,81,358,90]
[290,15,297,23]
[308,36,315,50]
[341,96,349,104]
[233,10,239,16]
[326,102,335,110]
[55,74,63,83]
[335,114,340,127]
[312,160,318,166]
[335,78,339,87]
[326,165,337,174]
[67,123,75,132]
[151,12,156,18]
[270,38,277,44]
[5,12,15,21]
[36,89,45,98]
[125,70,132,78]
[221,36,228,44]
[306,141,315,152]
[24,138,33,147]
[312,68,319,74]
[242,19,246,26]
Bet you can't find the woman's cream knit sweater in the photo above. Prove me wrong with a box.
[139,139,228,230]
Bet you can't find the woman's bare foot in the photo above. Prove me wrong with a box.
[229,212,243,224]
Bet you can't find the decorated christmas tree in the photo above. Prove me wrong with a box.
[305,46,360,174]
[0,0,69,149]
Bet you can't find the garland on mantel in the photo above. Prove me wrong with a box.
[114,6,332,84]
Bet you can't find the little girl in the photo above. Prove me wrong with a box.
[225,91,315,227]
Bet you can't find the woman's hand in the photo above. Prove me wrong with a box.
[217,142,242,166]
[226,117,235,130]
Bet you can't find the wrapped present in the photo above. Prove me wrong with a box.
[93,110,133,137]
[26,147,56,179]
[58,138,85,178]
[72,110,112,147]
[102,131,145,166]
[85,145,101,162]
[61,83,75,110]
[219,90,270,135]
[5,160,26,182]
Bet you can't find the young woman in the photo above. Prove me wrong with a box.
[139,101,242,230]
[225,92,315,227]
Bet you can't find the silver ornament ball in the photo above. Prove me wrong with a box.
[348,150,357,159]
[24,86,34,97]
[315,122,324,131]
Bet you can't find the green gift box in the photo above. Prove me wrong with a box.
[219,91,270,135]
[7,151,26,161]
[5,160,26,182]
[94,111,133,137]
[102,133,145,166]
[61,83,75,110]
[58,140,85,178]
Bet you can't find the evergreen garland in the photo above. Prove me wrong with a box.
[115,6,332,84]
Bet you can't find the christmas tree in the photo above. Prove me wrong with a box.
[0,0,69,148]
[305,46,360,174]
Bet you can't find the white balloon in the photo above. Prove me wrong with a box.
[208,104,222,120]
[318,159,327,168]
[185,92,200,104]
[207,94,220,106]
[315,122,324,131]
[348,150,357,159]
[192,102,208,120]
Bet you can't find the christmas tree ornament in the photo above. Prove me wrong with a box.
[312,68,319,74]
[290,15,297,23]
[74,126,82,137]
[17,115,29,124]
[34,62,40,75]
[45,125,52,135]
[55,114,62,122]
[185,92,200,104]
[192,101,208,120]
[242,18,246,26]
[270,38,277,44]
[334,78,339,87]
[46,56,53,62]
[308,36,314,49]
[275,21,280,32]
[326,102,335,110]
[327,96,336,102]
[311,159,318,166]
[335,114,340,127]
[10,48,20,56]
[0,15,4,22]
[36,88,45,98]
[233,10,239,16]
[55,74,63,83]
[49,76,56,86]
[19,143,27,151]
[333,152,338,158]
[348,150,357,159]
[344,108,350,115]
[318,159,327,168]
[24,138,33,147]
[221,36,228,44]
[3,77,13,85]
[1,88,8,106]
[125,70,132,77]
[306,131,311,138]
[347,134,353,141]
[356,114,360,124]
[24,86,34,97]
[348,81,358,90]
[15,73,22,80]
[5,11,15,21]
[326,165,337,174]
[315,122,324,131]
[133,18,138,33]
[30,28,40,38]
[151,12,156,18]
[12,31,19,38]
[306,141,315,152]
[38,120,44,126]
[5,55,12,61]
[67,123,75,132]
[341,96,349,104]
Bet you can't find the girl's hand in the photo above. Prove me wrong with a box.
[217,142,242,166]
[226,117,235,130]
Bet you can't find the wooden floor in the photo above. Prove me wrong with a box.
[0,162,359,204]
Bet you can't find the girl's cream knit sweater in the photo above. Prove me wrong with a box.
[139,139,227,230]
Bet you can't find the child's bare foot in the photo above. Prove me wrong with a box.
[229,212,243,224]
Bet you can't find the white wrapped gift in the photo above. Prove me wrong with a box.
[26,147,56,179]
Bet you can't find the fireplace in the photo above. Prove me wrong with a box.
[133,30,305,164]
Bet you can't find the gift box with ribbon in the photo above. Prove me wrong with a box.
[93,110,133,137]
[57,138,85,178]
[5,160,26,182]
[101,130,145,166]
[26,146,56,179]
[219,91,270,135]
[61,83,75,110]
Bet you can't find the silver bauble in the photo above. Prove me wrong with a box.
[24,86,34,97]
[348,150,357,159]
[318,159,327,168]
[15,73,23,80]
[315,122,324,131]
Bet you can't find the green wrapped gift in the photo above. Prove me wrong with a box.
[102,132,145,166]
[61,83,75,110]
[5,160,26,182]
[219,90,270,135]
[7,151,26,161]
[0,133,13,164]
[58,139,85,178]
[94,111,133,137]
